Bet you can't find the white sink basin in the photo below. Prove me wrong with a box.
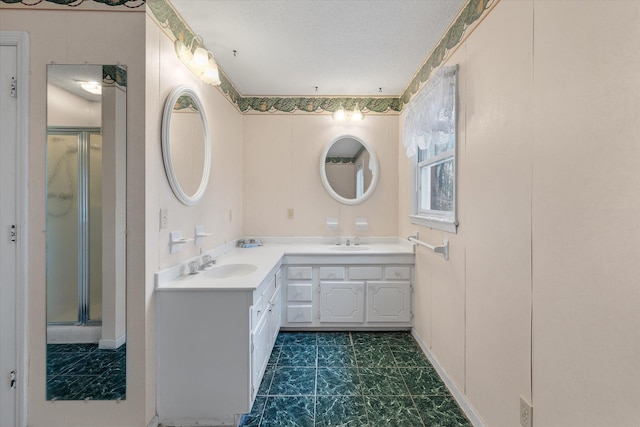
[202,263,258,279]
[330,245,370,251]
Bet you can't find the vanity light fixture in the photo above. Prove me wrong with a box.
[174,35,221,87]
[332,105,346,121]
[80,81,102,95]
[351,103,364,121]
[332,102,364,121]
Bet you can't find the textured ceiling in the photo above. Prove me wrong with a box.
[169,0,466,97]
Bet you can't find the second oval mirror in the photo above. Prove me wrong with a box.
[161,86,211,205]
[320,135,379,204]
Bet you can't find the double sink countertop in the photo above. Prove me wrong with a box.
[155,238,415,292]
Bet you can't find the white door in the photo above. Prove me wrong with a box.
[319,281,365,323]
[0,43,18,427]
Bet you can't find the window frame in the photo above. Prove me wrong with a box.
[407,66,458,234]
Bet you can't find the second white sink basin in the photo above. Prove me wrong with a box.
[202,263,258,279]
[330,245,370,251]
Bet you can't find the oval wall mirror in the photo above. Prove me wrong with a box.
[161,85,211,205]
[320,135,379,205]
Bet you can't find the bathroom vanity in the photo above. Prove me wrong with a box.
[155,240,414,426]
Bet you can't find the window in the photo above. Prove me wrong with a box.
[403,65,458,233]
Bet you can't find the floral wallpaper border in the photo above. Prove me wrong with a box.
[147,0,497,113]
[0,0,144,7]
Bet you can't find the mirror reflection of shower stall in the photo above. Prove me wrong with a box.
[46,64,127,401]
[47,128,103,334]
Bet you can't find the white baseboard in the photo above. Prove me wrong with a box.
[146,415,159,427]
[411,329,485,427]
[46,325,101,343]
[99,333,126,349]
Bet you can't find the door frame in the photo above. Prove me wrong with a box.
[0,31,29,427]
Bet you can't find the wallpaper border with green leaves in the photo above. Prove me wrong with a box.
[147,0,496,114]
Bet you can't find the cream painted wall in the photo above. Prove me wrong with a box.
[531,2,640,425]
[0,7,148,427]
[399,1,640,426]
[243,114,399,237]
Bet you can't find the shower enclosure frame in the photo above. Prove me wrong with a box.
[46,126,102,327]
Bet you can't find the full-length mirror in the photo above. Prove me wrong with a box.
[46,64,127,400]
[161,85,211,205]
[320,135,379,204]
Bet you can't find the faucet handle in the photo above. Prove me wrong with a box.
[335,237,342,246]
[188,261,200,274]
[354,237,361,246]
[202,255,212,266]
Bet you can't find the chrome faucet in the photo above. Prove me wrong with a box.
[201,255,216,269]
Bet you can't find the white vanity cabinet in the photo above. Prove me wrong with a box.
[281,257,414,329]
[156,267,281,427]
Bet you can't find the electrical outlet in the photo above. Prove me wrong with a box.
[287,208,295,219]
[520,396,533,427]
[159,208,168,229]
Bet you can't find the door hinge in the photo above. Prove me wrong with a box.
[10,225,17,243]
[10,371,16,389]
[10,77,17,98]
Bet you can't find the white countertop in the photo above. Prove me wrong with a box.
[155,239,415,292]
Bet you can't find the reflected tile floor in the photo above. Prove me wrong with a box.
[46,343,126,400]
[239,331,470,427]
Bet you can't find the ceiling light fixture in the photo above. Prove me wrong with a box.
[174,35,221,87]
[80,81,102,95]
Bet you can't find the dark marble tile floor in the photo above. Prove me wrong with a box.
[239,331,470,427]
[46,343,126,400]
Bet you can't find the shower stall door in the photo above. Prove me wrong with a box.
[47,128,102,327]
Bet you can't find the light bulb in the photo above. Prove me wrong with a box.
[190,47,208,73]
[351,103,364,121]
[201,53,221,86]
[332,106,346,121]
[174,40,193,65]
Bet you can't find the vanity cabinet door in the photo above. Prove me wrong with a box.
[251,311,270,401]
[269,285,282,343]
[366,281,412,323]
[319,281,365,323]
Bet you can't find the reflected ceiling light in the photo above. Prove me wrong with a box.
[80,81,102,95]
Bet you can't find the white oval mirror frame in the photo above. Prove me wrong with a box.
[319,135,379,205]
[161,85,211,205]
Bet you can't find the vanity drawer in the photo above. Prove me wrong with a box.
[287,283,313,301]
[349,266,383,280]
[287,305,313,323]
[385,266,411,280]
[319,266,345,280]
[287,266,312,280]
